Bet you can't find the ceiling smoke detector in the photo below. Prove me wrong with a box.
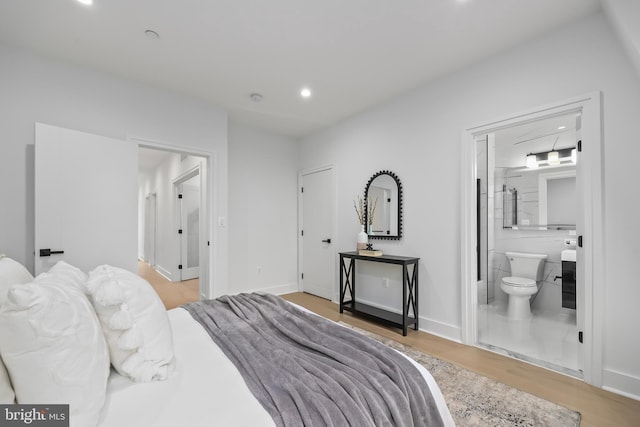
[144,30,160,40]
[250,93,263,103]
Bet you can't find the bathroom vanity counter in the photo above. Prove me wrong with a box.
[339,251,419,336]
[561,249,577,309]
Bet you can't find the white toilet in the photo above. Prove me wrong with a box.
[500,251,547,320]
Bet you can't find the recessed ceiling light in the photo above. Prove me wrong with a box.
[77,0,93,5]
[300,87,312,99]
[145,29,160,40]
[557,125,567,130]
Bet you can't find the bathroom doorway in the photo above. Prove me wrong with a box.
[461,93,605,387]
[476,112,581,376]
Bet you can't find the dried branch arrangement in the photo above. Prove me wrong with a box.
[354,195,378,226]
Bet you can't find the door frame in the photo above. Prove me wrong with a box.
[460,92,604,386]
[144,192,157,266]
[130,136,215,300]
[297,164,337,301]
[173,164,202,282]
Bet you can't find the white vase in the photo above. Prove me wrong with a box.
[357,225,368,250]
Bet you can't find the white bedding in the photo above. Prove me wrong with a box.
[100,307,455,427]
[100,308,274,427]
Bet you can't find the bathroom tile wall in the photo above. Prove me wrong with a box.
[488,168,576,313]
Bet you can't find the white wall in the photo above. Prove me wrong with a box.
[228,122,299,295]
[299,13,640,398]
[139,153,179,267]
[604,0,640,77]
[0,43,229,298]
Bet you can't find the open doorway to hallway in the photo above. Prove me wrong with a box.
[137,260,198,309]
[138,147,208,298]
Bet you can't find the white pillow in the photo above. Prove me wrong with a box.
[0,354,13,405]
[0,269,110,427]
[87,264,174,382]
[0,254,34,404]
[44,260,89,292]
[0,254,34,305]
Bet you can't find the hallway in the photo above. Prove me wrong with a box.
[137,261,199,309]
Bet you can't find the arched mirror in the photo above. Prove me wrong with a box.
[364,170,403,240]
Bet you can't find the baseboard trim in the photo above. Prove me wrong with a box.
[154,265,173,282]
[420,318,462,343]
[602,368,640,401]
[248,282,299,296]
[351,298,462,343]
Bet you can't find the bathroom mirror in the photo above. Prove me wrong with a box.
[364,170,402,239]
[502,164,576,230]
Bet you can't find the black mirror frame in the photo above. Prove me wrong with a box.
[364,170,403,240]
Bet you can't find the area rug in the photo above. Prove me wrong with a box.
[339,323,581,427]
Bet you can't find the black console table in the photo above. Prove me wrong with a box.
[339,251,419,336]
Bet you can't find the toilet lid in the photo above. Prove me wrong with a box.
[502,276,536,287]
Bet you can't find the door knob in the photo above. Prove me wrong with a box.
[321,238,332,244]
[39,249,64,257]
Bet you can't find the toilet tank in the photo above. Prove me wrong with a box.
[505,251,547,281]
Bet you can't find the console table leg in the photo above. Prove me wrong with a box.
[339,255,344,313]
[414,262,419,330]
[402,264,408,336]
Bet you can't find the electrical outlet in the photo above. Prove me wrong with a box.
[382,278,389,288]
[257,266,262,274]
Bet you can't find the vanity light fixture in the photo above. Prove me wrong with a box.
[547,150,560,165]
[525,147,576,169]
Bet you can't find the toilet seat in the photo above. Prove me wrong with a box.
[502,276,536,287]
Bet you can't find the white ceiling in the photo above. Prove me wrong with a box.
[0,0,601,138]
[494,112,579,168]
[138,147,177,174]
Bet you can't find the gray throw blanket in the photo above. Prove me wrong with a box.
[183,293,445,427]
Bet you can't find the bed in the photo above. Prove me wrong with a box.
[0,256,454,427]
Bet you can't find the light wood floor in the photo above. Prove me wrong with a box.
[143,274,640,426]
[137,261,199,310]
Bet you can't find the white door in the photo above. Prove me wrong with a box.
[177,173,200,281]
[35,123,138,275]
[300,167,334,300]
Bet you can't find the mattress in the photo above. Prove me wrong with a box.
[99,307,454,426]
